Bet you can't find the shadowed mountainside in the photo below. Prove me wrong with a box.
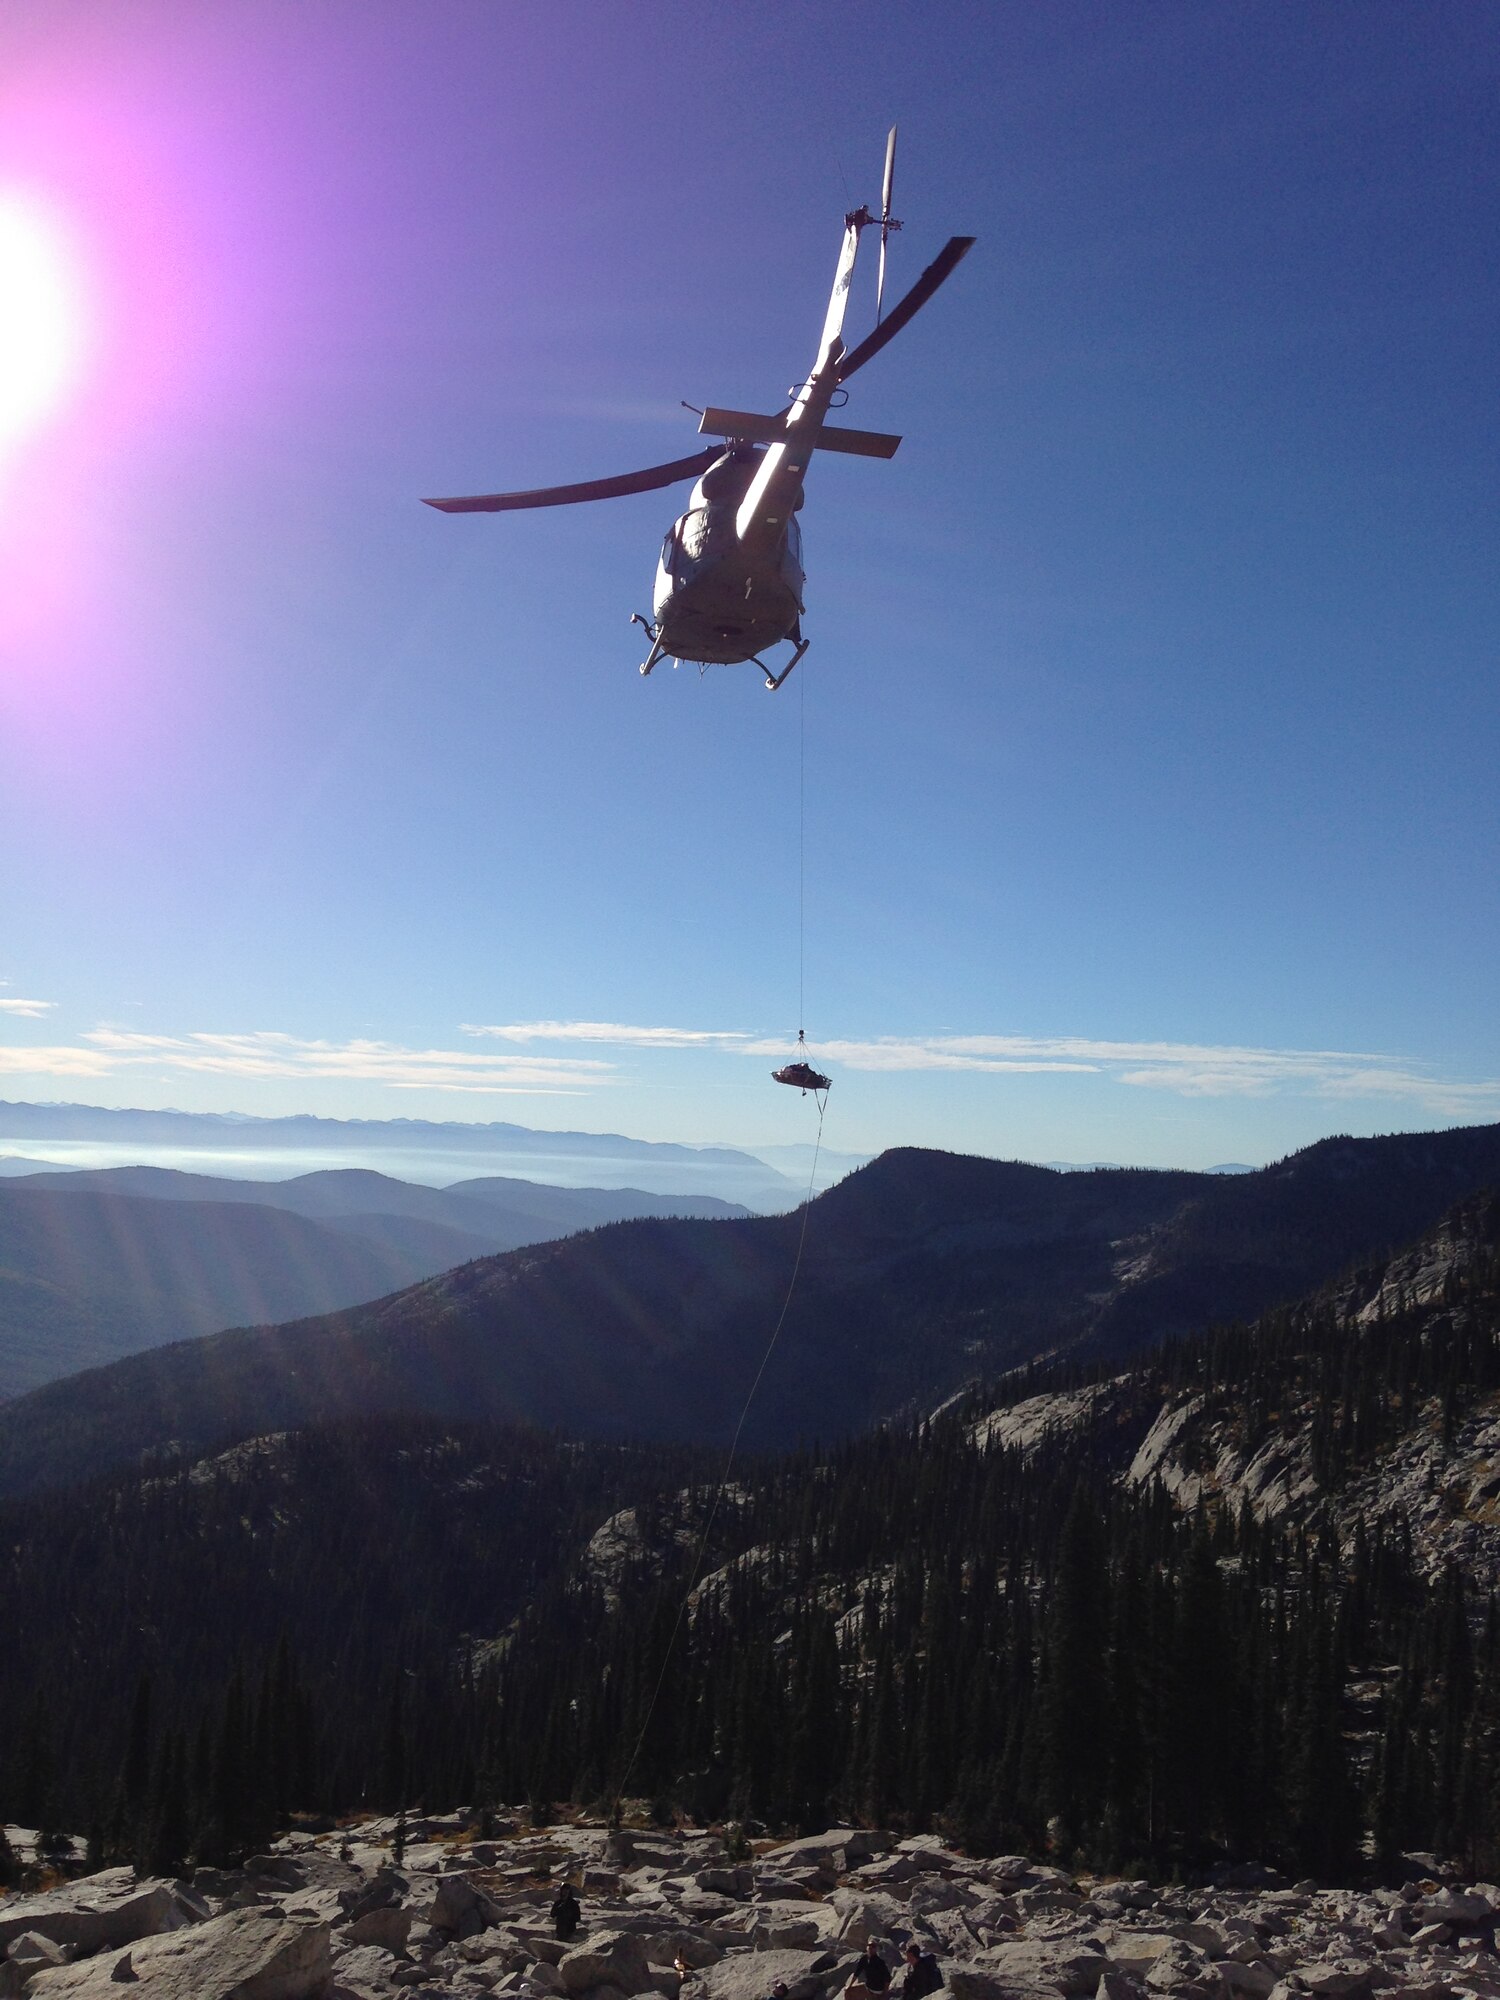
[0,1170,750,1398]
[3,1121,1499,1496]
[0,1186,435,1397]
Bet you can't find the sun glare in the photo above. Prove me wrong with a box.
[0,190,88,458]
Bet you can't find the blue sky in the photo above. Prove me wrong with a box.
[1,1,1496,1172]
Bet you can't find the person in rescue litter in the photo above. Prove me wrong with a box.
[899,1944,942,2000]
[551,1878,581,1941]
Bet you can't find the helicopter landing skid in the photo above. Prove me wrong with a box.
[632,613,667,677]
[760,636,810,692]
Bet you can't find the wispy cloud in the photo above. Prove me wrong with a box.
[459,1020,1500,1114]
[755,1032,1500,1110]
[67,1028,615,1096]
[464,1020,748,1048]
[0,1042,114,1075]
[0,998,56,1018]
[1,1018,1496,1119]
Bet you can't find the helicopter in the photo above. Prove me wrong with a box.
[423,130,974,691]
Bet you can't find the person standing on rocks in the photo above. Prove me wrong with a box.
[551,1878,582,1941]
[898,1942,941,2000]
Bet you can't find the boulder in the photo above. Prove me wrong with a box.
[245,1857,308,1891]
[697,1946,836,2000]
[1166,1933,1228,1961]
[344,1904,414,1954]
[6,1934,76,1972]
[1014,1892,1083,1918]
[1298,1965,1371,2000]
[911,1883,970,1918]
[333,1942,403,1999]
[923,1914,983,1960]
[1097,1979,1148,2000]
[744,1912,840,1952]
[429,1876,505,1940]
[976,1943,1112,1996]
[754,1877,824,1905]
[964,1901,1020,1943]
[847,1860,920,1889]
[1213,1962,1276,1999]
[698,1872,754,1901]
[762,1834,890,1879]
[942,1972,1055,2000]
[558,1930,655,1997]
[513,1932,569,1966]
[1415,1896,1496,1930]
[979,1864,1040,1891]
[830,1893,910,1947]
[1,1935,73,2000]
[1143,1945,1218,1998]
[0,1873,201,1959]
[338,1870,409,1924]
[27,1908,330,2000]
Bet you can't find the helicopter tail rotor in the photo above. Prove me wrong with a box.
[875,124,900,325]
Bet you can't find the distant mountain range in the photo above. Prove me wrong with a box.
[4,1119,1498,1498]
[0,1100,805,1208]
[0,1167,748,1399]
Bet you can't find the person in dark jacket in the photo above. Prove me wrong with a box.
[899,1944,942,2000]
[845,1940,894,1998]
[551,1880,581,1940]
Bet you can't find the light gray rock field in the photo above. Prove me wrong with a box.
[4,1821,1500,2000]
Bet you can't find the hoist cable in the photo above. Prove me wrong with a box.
[799,664,806,1037]
[609,1091,828,1820]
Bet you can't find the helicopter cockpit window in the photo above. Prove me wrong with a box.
[679,507,712,561]
[659,529,677,576]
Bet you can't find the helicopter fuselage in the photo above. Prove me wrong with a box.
[652,450,805,666]
[423,154,973,696]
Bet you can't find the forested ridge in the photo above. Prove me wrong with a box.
[8,1123,1500,1501]
[3,1185,1499,1884]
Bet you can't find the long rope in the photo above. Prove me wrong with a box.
[610,1091,828,1819]
[799,663,806,1036]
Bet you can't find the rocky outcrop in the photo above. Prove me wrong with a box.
[0,1872,201,1958]
[25,1908,329,1999]
[970,1388,1115,1457]
[5,1819,1500,2000]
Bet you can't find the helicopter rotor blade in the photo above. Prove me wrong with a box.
[423,447,721,513]
[876,124,897,325]
[837,233,975,383]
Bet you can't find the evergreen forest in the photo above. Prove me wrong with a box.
[2,1191,1498,1887]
